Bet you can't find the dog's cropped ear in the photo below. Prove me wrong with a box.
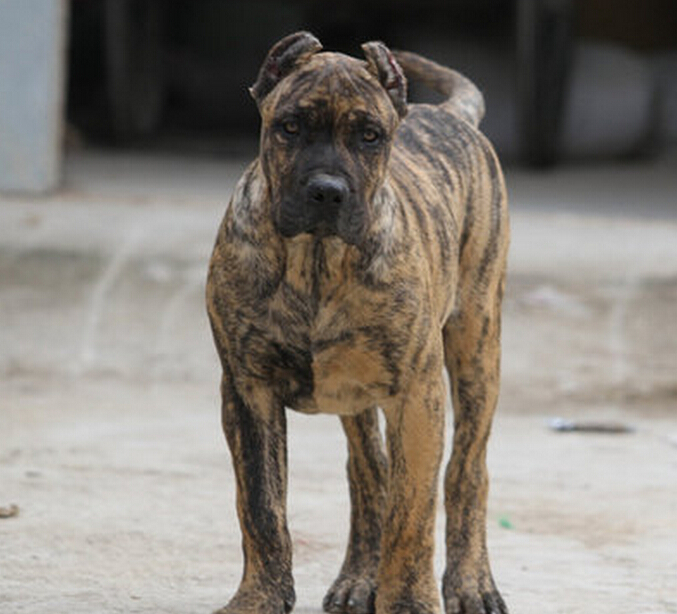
[362,41,408,118]
[250,32,322,105]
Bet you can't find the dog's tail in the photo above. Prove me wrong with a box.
[392,50,485,128]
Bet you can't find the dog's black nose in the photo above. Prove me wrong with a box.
[307,174,349,207]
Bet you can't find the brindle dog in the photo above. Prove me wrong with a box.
[206,32,509,614]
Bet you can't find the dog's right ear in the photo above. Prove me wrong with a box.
[250,32,322,105]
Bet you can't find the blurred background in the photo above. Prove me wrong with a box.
[1,2,676,613]
[1,0,677,191]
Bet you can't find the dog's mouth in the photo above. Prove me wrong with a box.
[275,206,336,240]
[275,203,366,246]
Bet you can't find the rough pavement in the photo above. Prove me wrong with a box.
[1,150,676,614]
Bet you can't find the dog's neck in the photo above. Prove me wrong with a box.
[282,233,360,308]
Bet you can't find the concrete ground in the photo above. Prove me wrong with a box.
[1,149,676,614]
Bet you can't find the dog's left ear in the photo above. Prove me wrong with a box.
[250,31,323,105]
[362,41,408,118]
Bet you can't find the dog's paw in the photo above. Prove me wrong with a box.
[374,595,441,614]
[214,584,294,614]
[442,560,507,614]
[443,590,507,614]
[323,575,376,614]
[442,579,507,614]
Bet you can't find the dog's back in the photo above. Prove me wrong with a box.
[386,50,507,328]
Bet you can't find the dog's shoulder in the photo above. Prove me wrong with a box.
[208,159,286,305]
[221,159,266,240]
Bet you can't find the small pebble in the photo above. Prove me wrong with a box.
[0,504,19,519]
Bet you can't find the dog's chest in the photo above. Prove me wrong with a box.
[252,237,406,414]
[267,301,401,415]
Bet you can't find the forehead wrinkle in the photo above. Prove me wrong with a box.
[272,76,318,115]
[329,62,364,97]
[325,71,382,116]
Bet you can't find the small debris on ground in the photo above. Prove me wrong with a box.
[547,418,635,434]
[498,516,514,530]
[0,504,19,519]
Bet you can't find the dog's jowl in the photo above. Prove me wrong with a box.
[206,32,510,614]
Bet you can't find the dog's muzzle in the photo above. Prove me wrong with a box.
[276,172,359,241]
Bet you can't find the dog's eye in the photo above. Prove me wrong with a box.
[362,128,380,144]
[282,119,300,135]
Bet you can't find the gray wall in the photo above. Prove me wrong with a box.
[0,0,69,193]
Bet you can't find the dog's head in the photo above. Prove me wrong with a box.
[250,32,407,245]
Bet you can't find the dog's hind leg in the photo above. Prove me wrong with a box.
[441,273,508,614]
[324,408,387,614]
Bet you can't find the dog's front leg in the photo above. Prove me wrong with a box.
[324,409,388,614]
[216,367,294,614]
[377,375,446,614]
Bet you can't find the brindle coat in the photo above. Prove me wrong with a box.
[206,32,509,614]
